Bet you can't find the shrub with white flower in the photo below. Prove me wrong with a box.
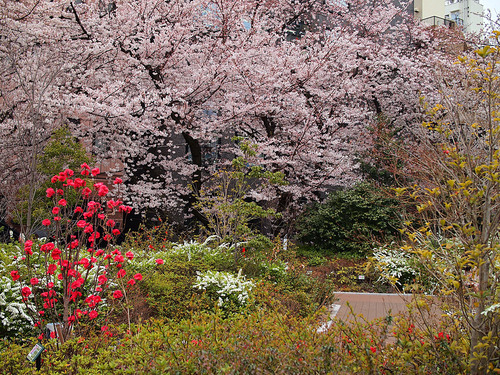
[372,245,418,290]
[0,275,35,338]
[0,244,36,337]
[193,269,254,312]
[128,237,235,271]
[171,236,222,261]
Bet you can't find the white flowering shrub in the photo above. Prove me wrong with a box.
[128,237,235,272]
[170,236,223,261]
[0,275,36,338]
[373,236,455,294]
[258,259,288,280]
[372,245,418,288]
[193,269,254,312]
[0,244,36,338]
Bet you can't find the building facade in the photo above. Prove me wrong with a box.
[444,0,484,33]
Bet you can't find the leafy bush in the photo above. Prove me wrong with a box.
[0,308,468,374]
[296,182,402,256]
[140,258,211,321]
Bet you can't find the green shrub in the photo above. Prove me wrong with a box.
[141,258,211,321]
[296,182,403,256]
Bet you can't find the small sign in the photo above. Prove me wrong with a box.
[358,275,365,280]
[27,343,45,362]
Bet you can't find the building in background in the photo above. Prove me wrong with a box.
[414,0,454,27]
[445,0,484,33]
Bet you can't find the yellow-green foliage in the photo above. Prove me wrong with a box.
[0,308,468,375]
[394,32,500,374]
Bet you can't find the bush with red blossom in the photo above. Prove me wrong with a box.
[7,166,141,344]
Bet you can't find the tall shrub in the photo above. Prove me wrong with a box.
[296,182,402,255]
[8,165,138,344]
[396,33,500,374]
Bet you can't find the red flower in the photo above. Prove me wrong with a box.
[112,229,121,236]
[58,199,67,206]
[119,205,133,213]
[155,259,164,265]
[106,219,116,227]
[113,177,123,184]
[58,172,67,182]
[127,279,136,286]
[40,243,55,253]
[53,216,61,221]
[74,206,83,214]
[46,188,55,198]
[91,167,100,176]
[117,269,126,278]
[47,264,57,275]
[77,220,87,229]
[82,187,92,198]
[98,185,109,197]
[126,251,134,260]
[89,310,98,319]
[47,282,54,288]
[51,248,61,260]
[113,290,123,299]
[30,278,39,285]
[42,219,51,226]
[370,347,376,353]
[10,270,20,281]
[74,178,85,188]
[56,189,64,195]
[21,287,32,297]
[114,255,125,263]
[98,274,107,285]
[134,273,143,281]
[51,176,59,183]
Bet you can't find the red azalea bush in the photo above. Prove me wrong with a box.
[9,164,140,343]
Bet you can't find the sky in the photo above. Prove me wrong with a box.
[482,0,499,19]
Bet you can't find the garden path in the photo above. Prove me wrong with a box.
[318,292,442,343]
[331,292,411,321]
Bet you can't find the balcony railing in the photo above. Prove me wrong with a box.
[421,16,458,28]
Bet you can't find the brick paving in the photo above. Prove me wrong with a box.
[332,292,412,322]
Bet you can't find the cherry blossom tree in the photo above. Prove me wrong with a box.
[0,0,458,230]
